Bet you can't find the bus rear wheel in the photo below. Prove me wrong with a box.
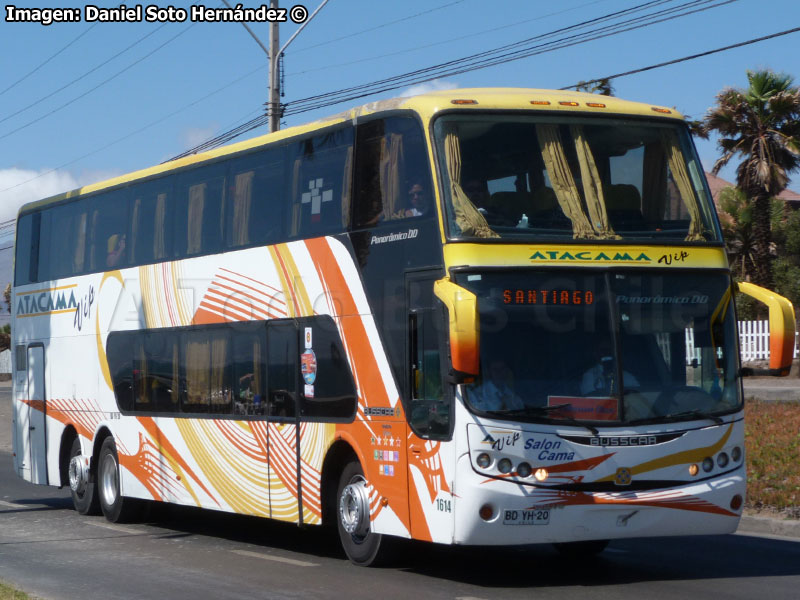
[97,437,141,523]
[337,461,384,566]
[68,437,100,515]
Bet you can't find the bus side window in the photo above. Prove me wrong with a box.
[43,201,88,279]
[267,322,298,419]
[226,145,286,249]
[88,188,130,271]
[352,115,433,228]
[409,308,451,439]
[174,163,226,258]
[14,213,38,285]
[182,328,231,414]
[130,180,174,265]
[289,127,353,238]
[137,332,180,413]
[232,330,267,416]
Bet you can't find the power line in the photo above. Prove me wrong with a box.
[177,0,713,155]
[283,0,735,116]
[290,0,615,79]
[0,24,98,98]
[291,0,468,54]
[0,23,168,127]
[561,25,800,90]
[0,22,195,143]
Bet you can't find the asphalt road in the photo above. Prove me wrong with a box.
[3,384,800,599]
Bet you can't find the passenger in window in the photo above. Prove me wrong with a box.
[580,340,639,396]
[463,178,490,211]
[106,234,126,268]
[467,359,525,412]
[404,181,429,217]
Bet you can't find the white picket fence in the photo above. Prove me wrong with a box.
[685,320,800,364]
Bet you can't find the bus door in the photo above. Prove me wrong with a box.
[405,271,455,542]
[26,344,48,485]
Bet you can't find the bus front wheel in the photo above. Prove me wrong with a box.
[97,437,141,523]
[68,437,100,515]
[337,461,384,566]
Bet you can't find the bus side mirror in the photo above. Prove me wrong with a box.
[736,282,796,376]
[433,279,479,381]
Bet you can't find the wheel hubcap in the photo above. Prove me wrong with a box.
[68,455,89,495]
[100,454,118,505]
[339,476,370,538]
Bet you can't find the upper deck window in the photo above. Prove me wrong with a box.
[433,114,720,243]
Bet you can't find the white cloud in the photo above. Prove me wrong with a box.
[0,167,80,224]
[400,78,458,98]
[180,124,219,153]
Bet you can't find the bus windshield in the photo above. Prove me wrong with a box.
[455,270,740,425]
[433,114,720,243]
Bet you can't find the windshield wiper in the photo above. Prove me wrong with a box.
[484,404,599,435]
[662,409,724,425]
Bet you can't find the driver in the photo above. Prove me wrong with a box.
[580,340,639,396]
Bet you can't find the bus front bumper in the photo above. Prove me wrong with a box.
[452,456,745,546]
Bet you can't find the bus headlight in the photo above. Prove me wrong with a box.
[717,452,729,468]
[702,457,714,472]
[731,446,742,462]
[476,453,491,469]
[516,462,532,478]
[497,458,513,474]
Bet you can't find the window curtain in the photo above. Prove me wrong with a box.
[210,335,228,408]
[661,130,705,241]
[379,133,404,219]
[571,125,619,239]
[186,337,210,409]
[536,124,597,239]
[444,128,498,238]
[232,171,254,246]
[74,212,88,273]
[290,157,303,236]
[642,142,667,222]
[135,343,148,406]
[341,145,354,228]
[187,183,206,254]
[154,193,167,260]
[131,198,141,260]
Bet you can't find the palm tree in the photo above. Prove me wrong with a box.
[703,70,800,289]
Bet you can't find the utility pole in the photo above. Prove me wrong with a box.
[268,0,280,132]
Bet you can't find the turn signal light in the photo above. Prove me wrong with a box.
[586,102,606,108]
[559,101,580,106]
[688,464,699,476]
[479,503,495,521]
[534,468,549,482]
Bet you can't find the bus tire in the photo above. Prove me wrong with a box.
[68,437,100,515]
[553,539,609,557]
[97,437,141,523]
[336,460,384,566]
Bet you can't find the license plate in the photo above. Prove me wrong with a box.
[502,508,550,525]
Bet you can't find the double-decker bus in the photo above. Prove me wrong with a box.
[11,88,795,566]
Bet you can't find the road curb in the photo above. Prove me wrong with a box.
[737,515,800,539]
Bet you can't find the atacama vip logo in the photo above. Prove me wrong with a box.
[16,286,78,318]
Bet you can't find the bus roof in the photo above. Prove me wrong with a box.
[19,87,684,215]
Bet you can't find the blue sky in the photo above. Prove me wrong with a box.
[1,0,799,252]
